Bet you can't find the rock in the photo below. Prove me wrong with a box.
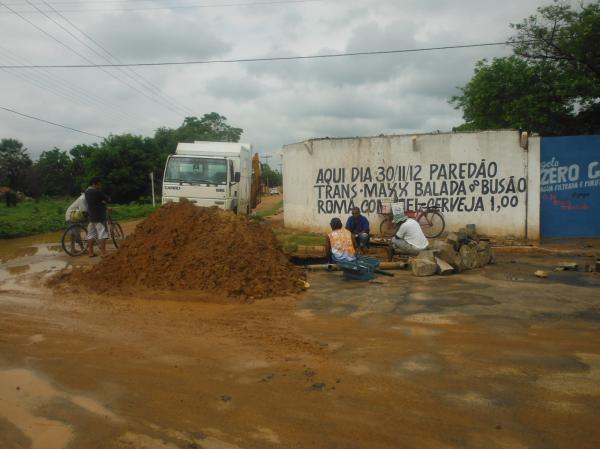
[411,251,438,276]
[429,240,462,271]
[411,258,438,276]
[475,241,492,267]
[534,270,548,278]
[556,261,578,271]
[435,257,454,275]
[445,232,460,250]
[459,244,478,270]
[417,249,436,262]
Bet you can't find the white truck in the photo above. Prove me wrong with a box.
[162,141,253,214]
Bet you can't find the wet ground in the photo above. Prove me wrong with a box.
[1,229,599,449]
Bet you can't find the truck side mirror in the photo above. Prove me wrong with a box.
[234,172,241,182]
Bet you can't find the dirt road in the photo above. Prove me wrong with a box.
[1,232,600,449]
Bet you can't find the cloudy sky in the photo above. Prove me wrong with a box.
[0,0,575,162]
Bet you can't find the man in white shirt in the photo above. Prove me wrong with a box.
[390,212,429,256]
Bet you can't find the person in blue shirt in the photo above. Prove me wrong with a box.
[345,207,370,253]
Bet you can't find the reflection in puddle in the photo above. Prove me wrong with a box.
[1,246,38,262]
[0,231,63,262]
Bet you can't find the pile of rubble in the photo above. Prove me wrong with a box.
[410,227,495,277]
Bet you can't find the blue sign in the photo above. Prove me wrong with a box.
[541,135,600,238]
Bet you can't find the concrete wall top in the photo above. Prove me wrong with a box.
[283,130,539,238]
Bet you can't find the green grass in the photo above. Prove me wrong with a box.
[254,200,283,218]
[0,197,157,239]
[272,227,324,253]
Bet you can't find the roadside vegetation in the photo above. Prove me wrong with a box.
[272,227,324,254]
[254,200,283,219]
[0,198,156,238]
[452,2,599,135]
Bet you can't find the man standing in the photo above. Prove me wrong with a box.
[345,207,370,253]
[84,177,110,257]
[390,212,429,256]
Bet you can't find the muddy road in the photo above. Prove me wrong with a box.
[1,231,600,449]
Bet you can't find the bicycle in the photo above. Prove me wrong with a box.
[61,209,124,256]
[378,201,446,239]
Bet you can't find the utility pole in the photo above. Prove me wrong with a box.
[261,154,272,189]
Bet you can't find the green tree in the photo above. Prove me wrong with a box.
[452,1,600,135]
[0,138,33,192]
[70,143,99,193]
[35,148,74,196]
[261,163,282,187]
[86,134,161,203]
[154,113,243,158]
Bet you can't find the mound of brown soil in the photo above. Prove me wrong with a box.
[61,202,306,299]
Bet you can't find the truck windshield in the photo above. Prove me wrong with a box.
[165,157,227,185]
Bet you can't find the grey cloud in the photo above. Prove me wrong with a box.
[205,76,264,100]
[86,13,231,61]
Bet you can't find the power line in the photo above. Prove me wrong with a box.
[0,45,135,123]
[19,0,189,118]
[0,105,106,138]
[0,42,514,69]
[34,0,195,116]
[0,0,183,121]
[0,0,322,14]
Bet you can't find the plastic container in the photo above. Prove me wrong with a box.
[337,256,381,281]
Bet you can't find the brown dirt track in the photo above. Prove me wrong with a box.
[1,221,600,449]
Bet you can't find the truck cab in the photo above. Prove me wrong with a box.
[162,142,252,214]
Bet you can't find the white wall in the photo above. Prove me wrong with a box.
[283,130,541,239]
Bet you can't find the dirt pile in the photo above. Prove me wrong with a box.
[60,202,306,299]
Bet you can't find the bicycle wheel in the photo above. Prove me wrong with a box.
[379,217,398,238]
[61,224,88,256]
[110,222,125,248]
[418,211,445,238]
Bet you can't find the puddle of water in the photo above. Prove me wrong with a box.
[404,313,459,325]
[0,367,123,448]
[6,265,30,275]
[0,231,63,262]
[390,325,442,337]
[70,395,121,422]
[28,334,46,344]
[446,391,496,408]
[0,368,73,449]
[118,432,180,449]
[394,353,443,375]
[250,427,280,444]
[537,353,600,395]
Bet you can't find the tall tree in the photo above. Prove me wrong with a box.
[154,113,243,158]
[0,138,33,192]
[260,163,283,187]
[35,148,75,196]
[85,134,161,203]
[452,1,600,135]
[70,143,99,192]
